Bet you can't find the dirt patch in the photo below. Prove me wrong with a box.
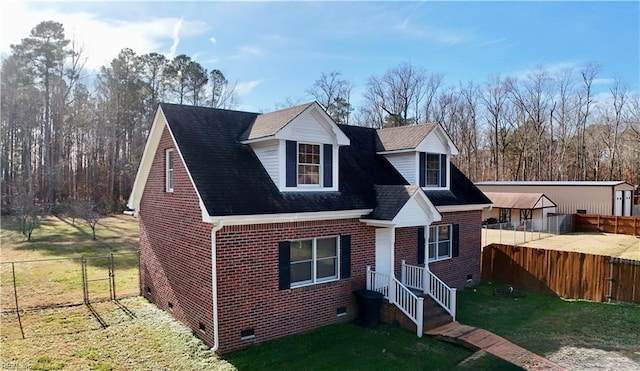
[522,233,640,260]
[547,346,640,371]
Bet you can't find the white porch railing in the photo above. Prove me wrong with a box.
[401,260,457,321]
[366,266,424,337]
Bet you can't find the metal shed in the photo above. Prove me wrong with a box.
[476,181,635,216]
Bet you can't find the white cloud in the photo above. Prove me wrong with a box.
[238,45,264,57]
[235,80,262,96]
[209,36,217,44]
[0,2,209,71]
[592,78,615,86]
[168,17,183,58]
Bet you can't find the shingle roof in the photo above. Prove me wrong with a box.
[483,192,554,209]
[368,185,422,221]
[159,103,490,217]
[376,123,437,151]
[240,102,314,141]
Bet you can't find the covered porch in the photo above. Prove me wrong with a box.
[360,185,457,337]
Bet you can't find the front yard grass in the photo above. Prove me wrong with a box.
[226,283,640,370]
[1,297,234,370]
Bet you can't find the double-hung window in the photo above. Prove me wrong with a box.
[428,224,451,261]
[290,236,338,287]
[420,152,447,188]
[165,149,174,192]
[297,143,320,185]
[426,153,441,187]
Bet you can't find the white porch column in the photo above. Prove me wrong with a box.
[423,225,430,295]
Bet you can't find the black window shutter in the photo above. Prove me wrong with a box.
[278,241,291,290]
[286,140,297,187]
[439,154,447,187]
[340,235,351,279]
[417,227,425,264]
[419,152,426,187]
[323,144,333,187]
[452,224,460,258]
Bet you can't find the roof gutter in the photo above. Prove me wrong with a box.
[210,220,224,352]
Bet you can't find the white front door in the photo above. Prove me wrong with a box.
[375,228,394,276]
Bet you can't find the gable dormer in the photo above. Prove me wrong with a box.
[376,123,459,190]
[240,102,350,192]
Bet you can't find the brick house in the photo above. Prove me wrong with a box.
[127,102,491,353]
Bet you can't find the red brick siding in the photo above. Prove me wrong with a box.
[216,219,376,353]
[393,211,482,289]
[138,126,481,354]
[139,127,215,346]
[394,227,418,277]
[429,211,482,288]
[138,127,378,354]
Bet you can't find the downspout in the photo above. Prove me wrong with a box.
[210,220,224,352]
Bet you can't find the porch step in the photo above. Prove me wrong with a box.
[419,294,454,332]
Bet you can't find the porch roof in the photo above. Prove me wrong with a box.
[365,185,441,227]
[484,192,556,210]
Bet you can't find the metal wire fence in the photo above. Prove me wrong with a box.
[482,214,573,247]
[0,252,140,313]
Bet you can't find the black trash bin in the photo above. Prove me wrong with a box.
[353,289,384,328]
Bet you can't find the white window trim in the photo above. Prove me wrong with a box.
[296,142,323,187]
[428,224,451,262]
[425,153,441,188]
[290,235,340,288]
[165,149,174,193]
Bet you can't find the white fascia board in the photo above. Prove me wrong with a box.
[377,149,416,155]
[202,209,373,226]
[127,107,167,214]
[360,219,396,227]
[436,204,493,213]
[240,135,277,145]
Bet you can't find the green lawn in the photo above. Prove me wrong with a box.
[224,320,517,371]
[457,283,640,361]
[225,283,640,370]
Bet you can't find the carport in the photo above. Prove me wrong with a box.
[483,192,556,231]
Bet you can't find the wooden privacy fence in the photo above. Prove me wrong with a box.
[573,214,640,236]
[482,244,640,304]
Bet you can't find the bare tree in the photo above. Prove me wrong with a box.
[364,62,429,127]
[307,71,353,124]
[575,62,601,180]
[480,75,511,180]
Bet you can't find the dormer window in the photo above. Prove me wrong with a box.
[426,154,441,187]
[286,140,334,190]
[420,152,447,188]
[298,143,321,185]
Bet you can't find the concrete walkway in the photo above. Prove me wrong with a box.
[426,321,565,371]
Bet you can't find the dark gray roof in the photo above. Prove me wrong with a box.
[159,103,490,217]
[376,123,436,151]
[368,185,422,221]
[240,102,314,141]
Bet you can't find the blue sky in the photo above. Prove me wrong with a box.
[1,1,638,112]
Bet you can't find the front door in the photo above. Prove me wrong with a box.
[375,228,393,276]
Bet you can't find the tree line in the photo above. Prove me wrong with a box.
[1,20,639,223]
[1,21,237,221]
[309,64,639,185]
